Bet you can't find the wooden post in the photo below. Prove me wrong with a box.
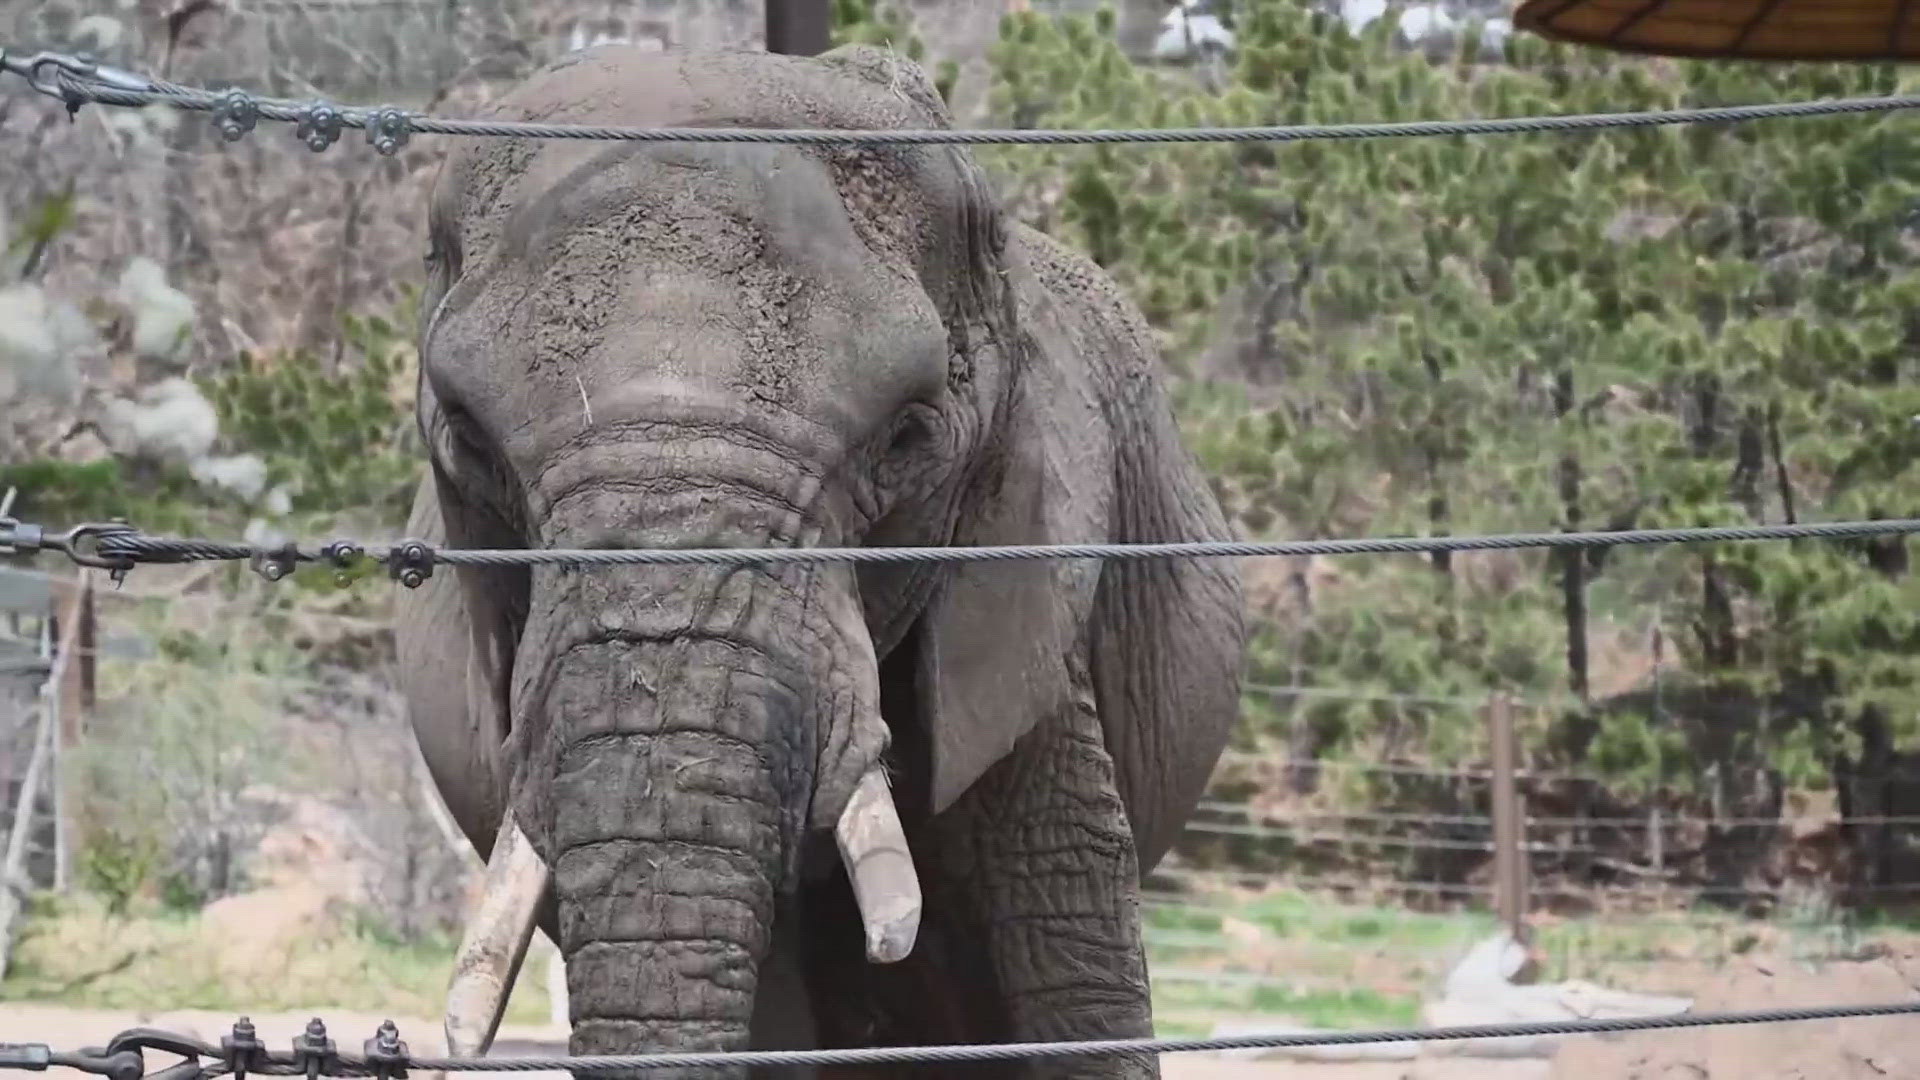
[765,0,832,55]
[1648,617,1666,893]
[48,572,93,892]
[1649,805,1664,874]
[0,693,54,980]
[0,605,65,979]
[1,488,15,647]
[53,573,92,741]
[1489,692,1530,945]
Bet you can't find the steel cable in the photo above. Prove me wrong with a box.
[64,517,1920,576]
[6,49,1920,147]
[96,1001,1920,1075]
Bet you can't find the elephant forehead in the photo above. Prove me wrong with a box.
[500,142,866,277]
[424,151,948,462]
[431,46,964,304]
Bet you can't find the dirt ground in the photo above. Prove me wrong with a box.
[1548,949,1920,1080]
[3,949,1917,1080]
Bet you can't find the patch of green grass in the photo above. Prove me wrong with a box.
[1153,978,1420,1030]
[1143,883,1920,1010]
[1,893,554,1025]
[1234,890,1496,952]
[1141,905,1225,934]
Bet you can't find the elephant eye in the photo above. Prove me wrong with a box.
[434,399,493,468]
[434,399,529,531]
[887,407,936,456]
[872,402,945,502]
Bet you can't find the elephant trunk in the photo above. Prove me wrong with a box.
[537,562,804,1079]
[449,450,912,1078]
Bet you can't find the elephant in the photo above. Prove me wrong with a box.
[391,41,1248,1080]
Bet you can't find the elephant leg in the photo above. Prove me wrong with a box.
[927,656,1157,1080]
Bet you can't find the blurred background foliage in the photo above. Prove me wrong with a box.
[965,1,1920,894]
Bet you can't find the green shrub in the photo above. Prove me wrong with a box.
[197,290,422,524]
[831,0,959,104]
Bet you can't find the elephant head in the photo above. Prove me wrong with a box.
[395,41,1245,1076]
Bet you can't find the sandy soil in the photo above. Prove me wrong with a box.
[1549,950,1920,1080]
[4,950,1917,1080]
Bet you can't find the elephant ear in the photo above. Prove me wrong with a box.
[401,380,532,855]
[808,45,1111,810]
[914,254,1109,816]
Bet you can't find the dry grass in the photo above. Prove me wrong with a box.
[0,891,557,1026]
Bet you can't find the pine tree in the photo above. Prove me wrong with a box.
[979,0,1920,894]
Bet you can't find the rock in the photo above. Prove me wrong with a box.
[1422,983,1693,1058]
[1423,931,1692,1058]
[1209,931,1693,1064]
[1442,930,1536,1000]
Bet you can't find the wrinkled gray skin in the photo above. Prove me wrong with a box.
[393,43,1246,1080]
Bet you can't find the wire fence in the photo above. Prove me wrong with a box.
[4,559,1915,1042]
[4,553,1913,1066]
[12,516,1920,582]
[1,592,1905,1040]
[11,48,1920,152]
[13,1002,1920,1077]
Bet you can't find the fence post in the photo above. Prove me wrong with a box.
[48,572,93,893]
[0,633,58,980]
[0,700,51,980]
[765,0,832,55]
[1489,692,1530,945]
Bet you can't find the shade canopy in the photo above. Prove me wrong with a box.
[1512,0,1920,61]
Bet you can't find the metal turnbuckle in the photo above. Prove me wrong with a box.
[0,1027,220,1080]
[0,1043,142,1080]
[108,1028,221,1080]
[0,49,154,112]
[0,519,140,572]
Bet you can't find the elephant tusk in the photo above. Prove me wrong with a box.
[444,812,551,1058]
[834,765,921,964]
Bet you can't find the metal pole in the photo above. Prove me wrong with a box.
[766,0,832,55]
